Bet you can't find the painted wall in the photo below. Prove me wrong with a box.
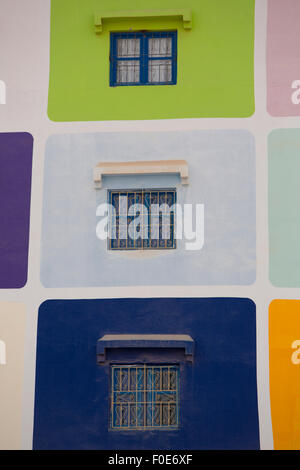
[33,298,259,450]
[267,0,300,116]
[48,0,255,121]
[40,130,256,287]
[269,300,300,450]
[0,303,26,450]
[0,0,289,451]
[269,129,300,287]
[0,132,33,288]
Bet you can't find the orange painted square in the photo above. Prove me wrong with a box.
[269,300,300,449]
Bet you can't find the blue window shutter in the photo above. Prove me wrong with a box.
[110,31,177,87]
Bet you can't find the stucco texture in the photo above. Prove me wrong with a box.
[40,130,256,287]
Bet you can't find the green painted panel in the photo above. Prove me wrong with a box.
[48,0,255,121]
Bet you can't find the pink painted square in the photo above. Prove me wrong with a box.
[267,0,300,116]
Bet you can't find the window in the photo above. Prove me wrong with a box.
[111,365,179,430]
[108,188,176,250]
[97,334,194,432]
[110,31,177,86]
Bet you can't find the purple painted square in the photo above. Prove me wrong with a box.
[0,133,33,288]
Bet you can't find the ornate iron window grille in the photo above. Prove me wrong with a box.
[111,364,179,430]
[108,188,176,251]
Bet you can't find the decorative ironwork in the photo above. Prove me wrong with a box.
[111,365,179,430]
[108,188,176,251]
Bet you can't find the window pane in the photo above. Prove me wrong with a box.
[117,38,140,58]
[148,37,172,57]
[148,60,172,83]
[117,60,140,84]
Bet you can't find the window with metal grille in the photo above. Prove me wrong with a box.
[108,188,176,250]
[111,365,179,430]
[110,31,177,86]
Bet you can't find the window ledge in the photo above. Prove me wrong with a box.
[94,9,192,34]
[97,334,194,364]
[94,160,189,188]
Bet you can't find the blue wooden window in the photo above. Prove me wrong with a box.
[108,188,176,250]
[111,365,179,430]
[110,31,177,86]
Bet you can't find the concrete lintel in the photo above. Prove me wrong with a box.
[94,160,189,189]
[97,334,194,364]
[94,9,192,34]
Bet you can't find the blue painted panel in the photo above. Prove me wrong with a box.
[40,131,256,288]
[33,298,259,450]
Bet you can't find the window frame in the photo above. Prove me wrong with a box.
[110,363,180,431]
[107,187,177,251]
[110,30,178,87]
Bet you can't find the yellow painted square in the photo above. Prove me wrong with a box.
[269,300,300,450]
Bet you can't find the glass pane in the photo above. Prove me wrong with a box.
[148,37,172,57]
[117,38,140,58]
[117,60,140,84]
[148,60,172,83]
